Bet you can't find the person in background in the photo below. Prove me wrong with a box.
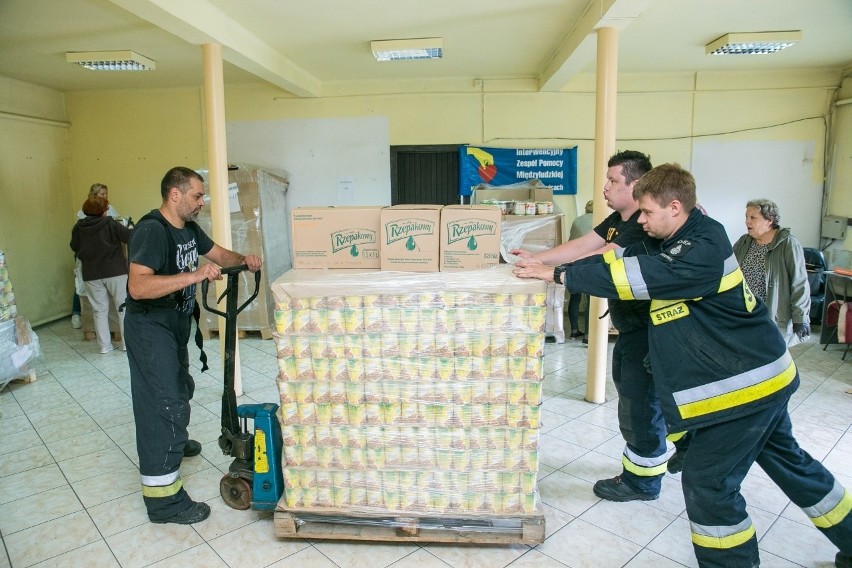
[70,195,131,354]
[733,199,811,347]
[71,183,119,329]
[125,166,261,525]
[512,150,675,502]
[566,199,594,339]
[515,163,850,568]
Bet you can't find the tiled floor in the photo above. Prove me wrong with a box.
[1,320,850,568]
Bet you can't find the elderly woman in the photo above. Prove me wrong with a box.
[733,199,811,346]
[71,196,131,353]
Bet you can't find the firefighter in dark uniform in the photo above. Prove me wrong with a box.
[126,167,262,525]
[514,163,851,568]
[512,150,674,501]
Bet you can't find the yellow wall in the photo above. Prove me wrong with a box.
[2,67,847,324]
[0,77,73,325]
[65,69,841,222]
[65,87,207,221]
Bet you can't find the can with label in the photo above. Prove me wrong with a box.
[312,358,330,382]
[330,359,349,382]
[274,308,294,334]
[343,307,364,334]
[326,309,345,334]
[382,306,401,333]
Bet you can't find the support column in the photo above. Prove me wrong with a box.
[585,27,618,404]
[202,43,243,395]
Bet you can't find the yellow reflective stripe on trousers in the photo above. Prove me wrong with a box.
[803,482,852,529]
[691,517,756,549]
[621,445,673,477]
[142,478,184,498]
[674,353,796,420]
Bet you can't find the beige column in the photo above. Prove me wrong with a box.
[202,43,243,395]
[585,27,618,404]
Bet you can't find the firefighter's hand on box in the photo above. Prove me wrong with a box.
[513,262,553,282]
[793,322,810,340]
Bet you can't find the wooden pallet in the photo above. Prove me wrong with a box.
[83,331,123,342]
[273,507,545,544]
[10,369,37,384]
[201,327,273,340]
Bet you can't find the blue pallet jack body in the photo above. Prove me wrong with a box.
[202,266,283,510]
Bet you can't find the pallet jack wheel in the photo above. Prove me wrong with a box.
[220,473,252,510]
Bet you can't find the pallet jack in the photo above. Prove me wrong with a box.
[202,265,284,510]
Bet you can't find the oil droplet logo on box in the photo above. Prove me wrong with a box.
[331,229,376,256]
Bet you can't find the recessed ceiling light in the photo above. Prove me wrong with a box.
[371,38,443,62]
[66,50,156,71]
[705,31,801,55]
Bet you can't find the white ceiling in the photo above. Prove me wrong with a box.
[0,0,850,96]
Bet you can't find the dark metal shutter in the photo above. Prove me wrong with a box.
[390,145,461,205]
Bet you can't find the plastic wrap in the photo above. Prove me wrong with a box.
[0,318,40,390]
[500,215,564,261]
[196,164,291,336]
[0,250,40,390]
[272,265,546,518]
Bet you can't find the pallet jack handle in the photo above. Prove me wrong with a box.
[201,264,261,319]
[201,265,261,456]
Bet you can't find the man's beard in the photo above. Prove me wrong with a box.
[179,205,200,222]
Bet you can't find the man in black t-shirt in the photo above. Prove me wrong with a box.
[126,167,262,525]
[513,150,672,502]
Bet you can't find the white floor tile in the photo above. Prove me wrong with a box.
[5,510,102,567]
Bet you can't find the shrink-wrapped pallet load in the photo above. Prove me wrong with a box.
[271,265,546,520]
[195,165,291,338]
[0,250,40,390]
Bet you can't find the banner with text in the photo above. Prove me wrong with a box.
[459,145,577,196]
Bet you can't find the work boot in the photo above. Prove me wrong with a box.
[149,501,210,525]
[837,551,852,568]
[183,439,202,457]
[667,451,685,474]
[593,475,658,502]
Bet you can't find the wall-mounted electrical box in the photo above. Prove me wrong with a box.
[821,216,847,240]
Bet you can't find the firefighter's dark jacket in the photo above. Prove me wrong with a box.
[559,208,798,433]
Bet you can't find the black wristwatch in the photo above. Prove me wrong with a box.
[554,266,566,285]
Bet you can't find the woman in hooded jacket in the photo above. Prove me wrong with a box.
[71,196,132,354]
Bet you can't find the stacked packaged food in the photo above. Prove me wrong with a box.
[271,265,546,517]
[0,250,40,390]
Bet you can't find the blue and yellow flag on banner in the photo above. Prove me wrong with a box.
[459,145,578,196]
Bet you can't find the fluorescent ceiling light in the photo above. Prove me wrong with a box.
[705,31,801,55]
[371,38,443,62]
[66,50,156,71]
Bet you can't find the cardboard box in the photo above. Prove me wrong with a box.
[473,186,554,205]
[291,206,382,269]
[440,204,502,271]
[380,205,442,272]
[502,214,565,256]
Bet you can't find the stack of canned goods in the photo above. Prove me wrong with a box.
[481,200,553,215]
